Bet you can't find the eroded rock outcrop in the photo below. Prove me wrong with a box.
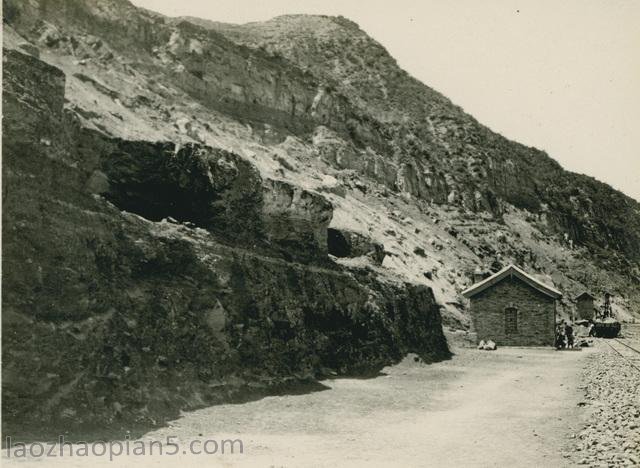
[99,141,264,238]
[94,138,334,262]
[203,14,640,267]
[262,178,333,260]
[2,48,449,438]
[328,227,385,265]
[8,0,640,268]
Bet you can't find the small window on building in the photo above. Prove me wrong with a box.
[505,307,518,334]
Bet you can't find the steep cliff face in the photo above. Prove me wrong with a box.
[11,0,636,266]
[94,138,333,260]
[2,48,448,438]
[202,14,640,267]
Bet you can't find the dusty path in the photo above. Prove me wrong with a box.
[4,346,590,467]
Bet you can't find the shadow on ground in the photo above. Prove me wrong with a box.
[3,348,454,445]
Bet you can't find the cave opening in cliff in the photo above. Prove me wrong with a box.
[99,141,212,226]
[99,141,265,241]
[327,228,351,258]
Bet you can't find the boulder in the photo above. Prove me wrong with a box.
[478,339,497,350]
[483,340,497,351]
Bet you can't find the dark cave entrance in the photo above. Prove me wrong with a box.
[327,228,350,258]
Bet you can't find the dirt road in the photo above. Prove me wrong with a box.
[4,346,590,467]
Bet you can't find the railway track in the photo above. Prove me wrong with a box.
[607,338,640,372]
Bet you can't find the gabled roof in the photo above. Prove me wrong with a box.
[575,292,596,301]
[461,264,562,300]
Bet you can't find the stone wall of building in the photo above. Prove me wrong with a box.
[469,277,556,346]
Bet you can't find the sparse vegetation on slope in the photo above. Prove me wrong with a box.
[200,14,640,266]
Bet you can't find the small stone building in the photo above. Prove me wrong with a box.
[462,265,562,346]
[575,292,596,321]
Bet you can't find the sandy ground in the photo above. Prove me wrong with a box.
[4,346,591,468]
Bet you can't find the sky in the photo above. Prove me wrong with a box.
[131,0,640,201]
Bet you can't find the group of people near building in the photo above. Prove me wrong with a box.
[555,320,574,349]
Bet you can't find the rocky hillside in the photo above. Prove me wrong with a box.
[198,14,640,267]
[2,45,448,439]
[2,0,639,438]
